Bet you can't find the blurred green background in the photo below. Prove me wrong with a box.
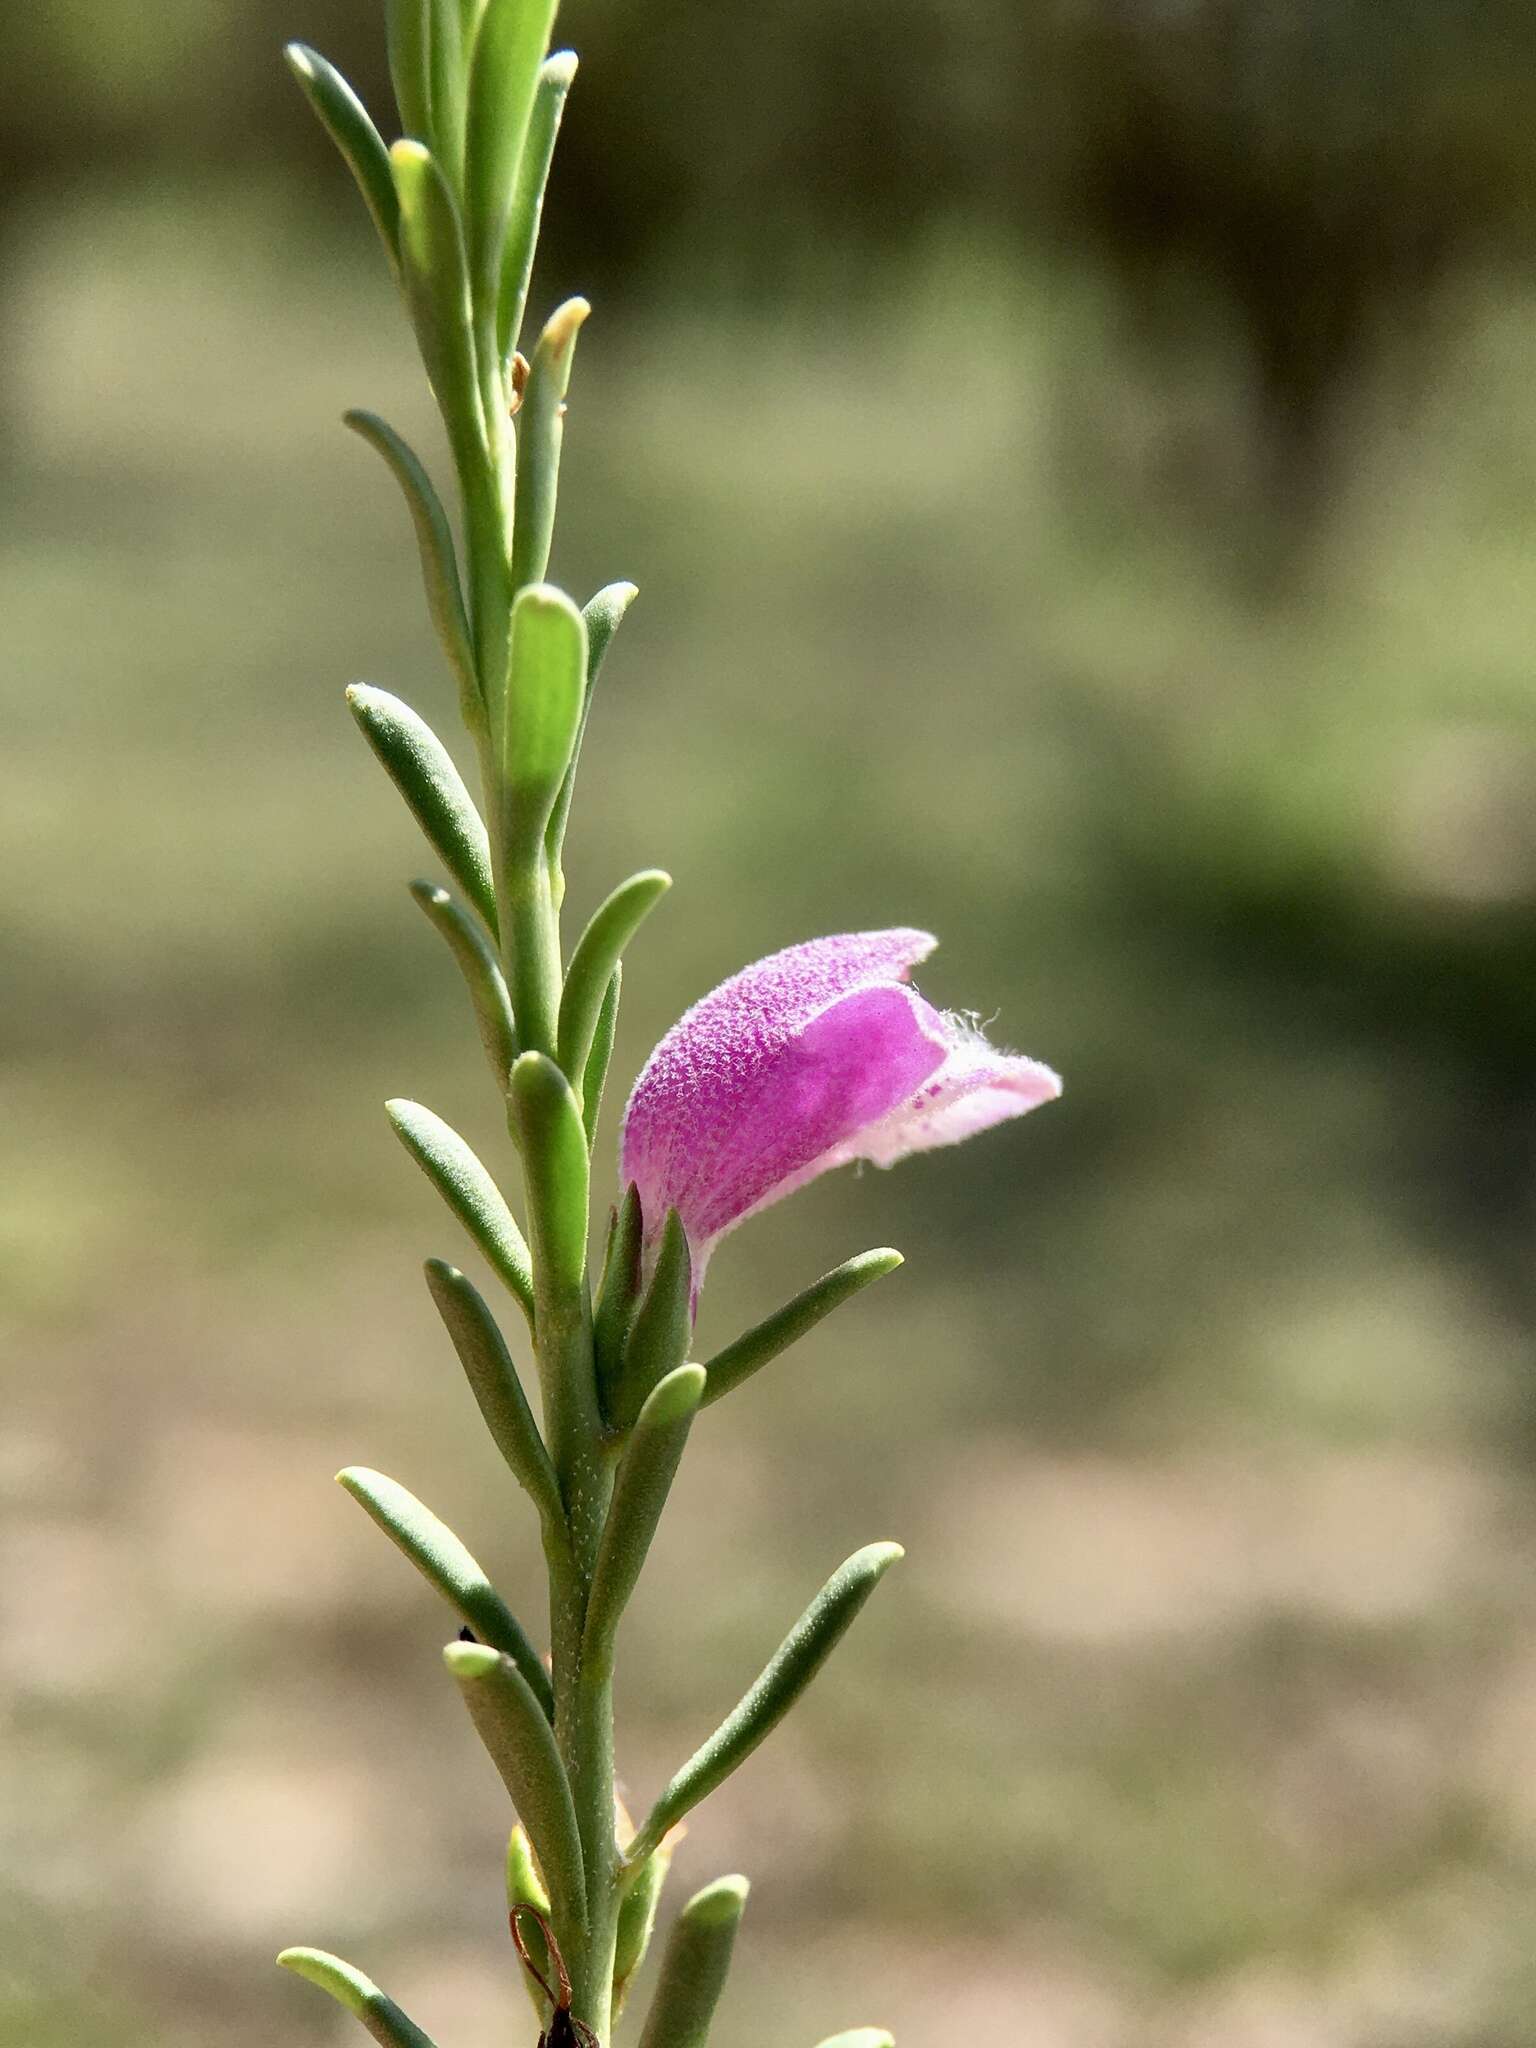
[6,3,1536,2043]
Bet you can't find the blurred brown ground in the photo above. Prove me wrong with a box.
[5,4,1536,2045]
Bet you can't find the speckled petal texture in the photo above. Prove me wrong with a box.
[621,929,1062,1282]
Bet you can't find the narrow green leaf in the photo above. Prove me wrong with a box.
[505,1825,555,2023]
[608,1208,691,1431]
[278,1948,438,2048]
[700,1250,904,1407]
[386,1098,533,1320]
[511,297,588,596]
[344,412,479,722]
[635,1876,749,2048]
[814,2033,896,2048]
[497,49,578,363]
[507,1052,590,1307]
[581,965,622,1149]
[410,880,516,1087]
[594,1181,643,1403]
[546,579,640,873]
[391,140,485,470]
[557,870,671,1083]
[626,1544,903,1868]
[338,1466,553,1717]
[285,47,401,269]
[500,582,587,853]
[424,1260,562,1527]
[427,0,469,193]
[444,1641,586,1935]
[346,684,498,938]
[614,1835,675,2015]
[464,0,559,324]
[385,0,433,141]
[584,1365,705,1670]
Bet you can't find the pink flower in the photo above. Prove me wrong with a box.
[620,929,1061,1283]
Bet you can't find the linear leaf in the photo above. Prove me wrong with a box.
[285,47,401,269]
[557,870,671,1084]
[500,582,587,851]
[427,0,469,192]
[385,0,433,140]
[463,0,558,323]
[347,684,498,937]
[511,297,587,595]
[497,50,578,363]
[581,965,622,1149]
[391,140,485,472]
[409,880,516,1086]
[593,1180,642,1398]
[546,578,639,871]
[700,1250,904,1407]
[386,1098,533,1320]
[635,1876,749,2048]
[625,1544,903,1868]
[507,1051,590,1308]
[584,1365,705,1671]
[344,412,479,721]
[424,1260,562,1527]
[614,1834,675,2016]
[338,1466,553,1717]
[445,1641,586,1936]
[278,1948,438,2048]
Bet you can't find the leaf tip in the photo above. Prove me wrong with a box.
[681,1873,750,1926]
[543,48,579,87]
[444,1639,502,1680]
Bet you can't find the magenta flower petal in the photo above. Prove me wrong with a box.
[620,930,1061,1283]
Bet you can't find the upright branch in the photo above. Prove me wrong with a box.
[278,4,1060,2043]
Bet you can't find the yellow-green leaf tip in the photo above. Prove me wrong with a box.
[277,1947,372,2014]
[681,1874,750,1926]
[444,1640,502,1680]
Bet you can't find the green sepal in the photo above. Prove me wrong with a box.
[284,47,401,272]
[507,1051,590,1307]
[625,1543,903,1869]
[581,965,622,1148]
[700,1249,904,1407]
[546,579,640,879]
[557,869,671,1085]
[344,412,479,724]
[607,1207,691,1431]
[464,0,559,323]
[423,1260,563,1530]
[444,1641,587,1937]
[614,1834,675,2016]
[385,0,433,141]
[584,1364,705,1672]
[277,1948,438,2048]
[386,1098,533,1321]
[498,51,578,364]
[391,140,485,472]
[346,684,498,938]
[511,297,588,596]
[337,1466,553,1718]
[814,2034,896,2047]
[410,881,516,1087]
[505,1826,554,2022]
[499,582,587,855]
[635,1876,749,2048]
[593,1182,643,1400]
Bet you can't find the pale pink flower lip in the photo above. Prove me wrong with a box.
[620,929,1062,1287]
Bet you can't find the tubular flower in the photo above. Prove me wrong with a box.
[620,929,1061,1283]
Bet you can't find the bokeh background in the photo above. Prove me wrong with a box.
[7,3,1536,2043]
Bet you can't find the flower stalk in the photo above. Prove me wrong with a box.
[278,5,1059,2042]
